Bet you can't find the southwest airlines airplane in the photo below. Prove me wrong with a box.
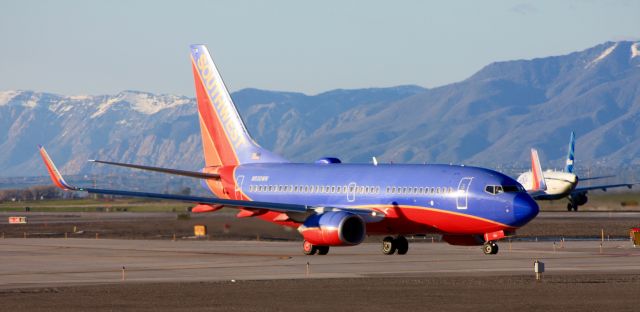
[39,44,541,256]
[518,132,636,211]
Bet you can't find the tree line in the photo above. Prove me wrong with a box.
[0,185,68,202]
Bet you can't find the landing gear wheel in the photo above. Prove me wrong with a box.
[396,236,409,255]
[317,246,330,255]
[303,240,318,255]
[567,203,578,212]
[382,236,396,255]
[483,242,499,255]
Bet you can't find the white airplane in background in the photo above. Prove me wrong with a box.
[517,132,636,211]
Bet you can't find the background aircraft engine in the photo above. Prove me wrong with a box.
[570,192,588,206]
[299,211,365,246]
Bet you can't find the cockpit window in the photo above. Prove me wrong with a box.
[502,185,524,193]
[485,184,523,195]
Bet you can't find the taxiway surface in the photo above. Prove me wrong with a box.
[1,238,638,289]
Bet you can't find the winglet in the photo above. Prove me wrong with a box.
[38,146,76,190]
[530,148,547,191]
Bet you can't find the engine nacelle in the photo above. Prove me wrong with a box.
[570,192,588,206]
[299,211,365,246]
[315,157,342,164]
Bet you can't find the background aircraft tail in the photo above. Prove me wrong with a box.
[190,45,287,167]
[564,131,575,173]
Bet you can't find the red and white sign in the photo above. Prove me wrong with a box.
[8,216,27,224]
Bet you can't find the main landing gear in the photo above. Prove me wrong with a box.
[483,241,499,255]
[303,240,329,255]
[567,202,578,212]
[382,236,409,255]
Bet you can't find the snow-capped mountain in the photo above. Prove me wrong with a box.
[0,41,639,177]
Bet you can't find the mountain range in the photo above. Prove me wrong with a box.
[1,40,639,178]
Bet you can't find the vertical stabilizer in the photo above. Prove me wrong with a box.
[189,44,287,166]
[564,131,575,173]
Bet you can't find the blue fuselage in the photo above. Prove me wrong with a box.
[221,163,539,234]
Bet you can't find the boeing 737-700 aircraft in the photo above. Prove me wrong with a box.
[517,132,635,211]
[39,44,542,255]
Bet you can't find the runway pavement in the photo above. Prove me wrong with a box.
[1,238,639,289]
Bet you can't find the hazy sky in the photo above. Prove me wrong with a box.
[1,0,638,96]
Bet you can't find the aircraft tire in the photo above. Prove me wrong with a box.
[382,236,396,255]
[317,246,330,255]
[303,240,318,255]
[396,236,409,255]
[483,242,498,255]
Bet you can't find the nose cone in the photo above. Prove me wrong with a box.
[511,193,539,227]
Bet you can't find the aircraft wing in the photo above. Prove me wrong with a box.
[572,183,636,193]
[88,159,220,180]
[578,175,615,182]
[38,146,383,222]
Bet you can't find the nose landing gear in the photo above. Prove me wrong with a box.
[483,241,499,255]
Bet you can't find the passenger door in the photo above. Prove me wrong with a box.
[456,177,473,210]
[235,175,245,199]
[347,182,356,202]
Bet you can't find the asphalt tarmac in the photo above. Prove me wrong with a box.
[1,238,638,289]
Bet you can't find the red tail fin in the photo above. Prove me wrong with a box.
[190,45,287,166]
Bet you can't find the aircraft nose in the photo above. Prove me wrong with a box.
[511,193,539,227]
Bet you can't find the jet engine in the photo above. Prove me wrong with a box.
[299,211,365,246]
[570,192,588,206]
